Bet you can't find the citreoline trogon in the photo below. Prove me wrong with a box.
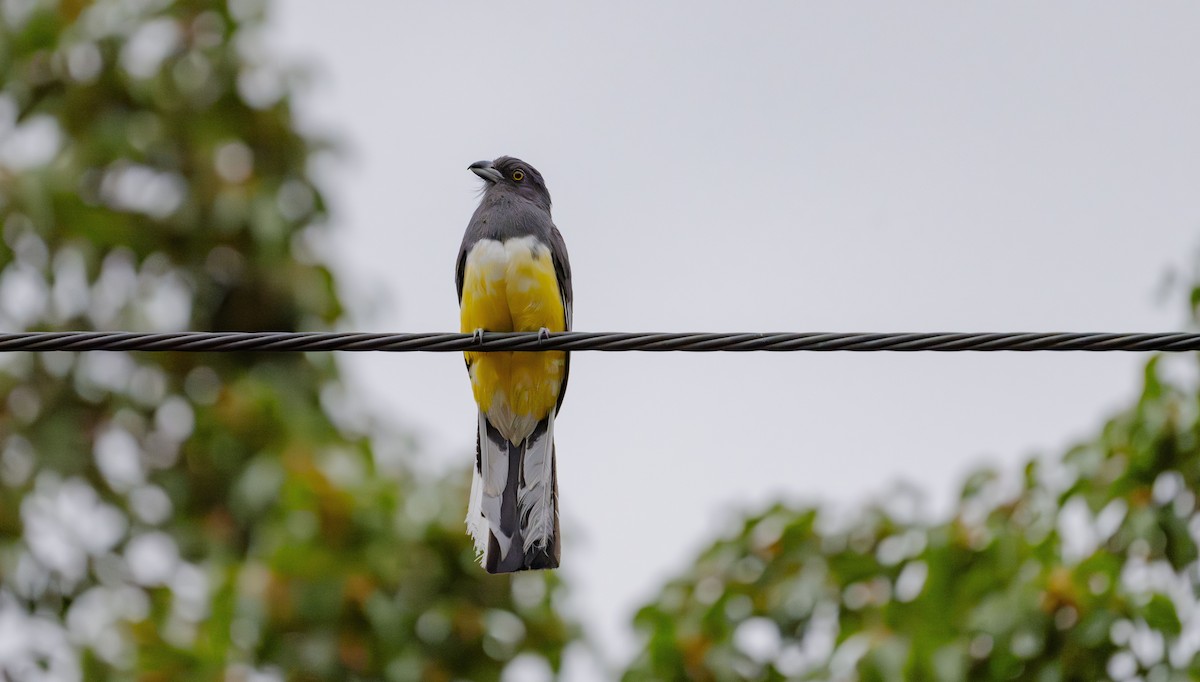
[456,156,572,573]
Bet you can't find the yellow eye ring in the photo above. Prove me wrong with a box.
[512,170,525,182]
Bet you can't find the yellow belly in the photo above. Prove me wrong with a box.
[460,236,567,443]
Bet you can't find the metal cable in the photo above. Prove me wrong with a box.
[0,331,1197,352]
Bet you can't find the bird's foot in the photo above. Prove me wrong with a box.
[472,328,485,345]
[537,327,551,342]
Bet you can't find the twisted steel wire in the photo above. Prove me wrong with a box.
[0,331,1197,352]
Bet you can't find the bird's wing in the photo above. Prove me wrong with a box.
[455,244,470,372]
[547,224,572,331]
[546,223,572,410]
[455,242,468,304]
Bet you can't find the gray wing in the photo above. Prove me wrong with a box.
[546,223,572,410]
[547,224,572,331]
[455,246,467,304]
[457,230,484,375]
[456,228,477,304]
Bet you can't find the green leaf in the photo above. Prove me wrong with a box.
[1143,594,1181,636]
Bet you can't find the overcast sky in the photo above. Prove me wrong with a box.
[270,3,1200,676]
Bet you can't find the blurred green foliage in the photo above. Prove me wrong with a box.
[625,351,1200,678]
[0,1,575,680]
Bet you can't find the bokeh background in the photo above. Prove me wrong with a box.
[2,1,1199,680]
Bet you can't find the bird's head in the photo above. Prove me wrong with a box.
[469,156,551,210]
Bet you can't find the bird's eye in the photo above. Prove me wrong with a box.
[512,170,525,182]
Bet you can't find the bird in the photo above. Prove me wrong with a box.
[456,156,572,573]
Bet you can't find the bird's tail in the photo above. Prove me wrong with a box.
[466,411,560,573]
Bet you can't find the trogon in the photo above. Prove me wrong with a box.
[456,156,572,573]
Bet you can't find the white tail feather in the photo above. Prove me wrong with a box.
[518,410,556,553]
[479,411,507,496]
[476,410,513,561]
[465,465,487,561]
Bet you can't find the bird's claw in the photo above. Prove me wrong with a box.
[472,328,485,345]
[537,327,551,342]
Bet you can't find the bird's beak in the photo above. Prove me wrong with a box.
[469,160,504,184]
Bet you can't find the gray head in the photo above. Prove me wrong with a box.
[469,156,552,211]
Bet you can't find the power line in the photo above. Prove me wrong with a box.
[0,331,1197,352]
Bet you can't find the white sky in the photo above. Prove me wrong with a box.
[270,3,1200,676]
